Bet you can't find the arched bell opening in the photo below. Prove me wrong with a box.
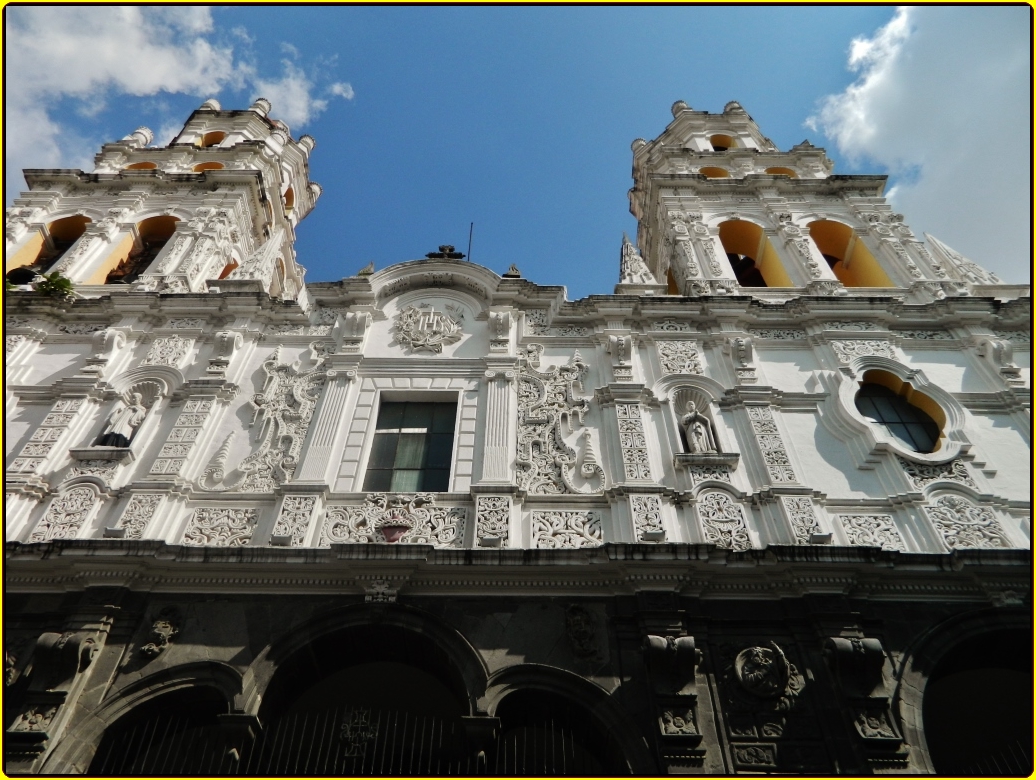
[6,215,91,283]
[709,133,736,151]
[808,219,894,287]
[199,131,226,148]
[718,220,793,288]
[921,628,1032,776]
[87,686,232,775]
[100,215,180,285]
[490,688,630,775]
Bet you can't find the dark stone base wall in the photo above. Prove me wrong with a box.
[5,585,1030,775]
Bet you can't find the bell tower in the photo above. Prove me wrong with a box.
[5,97,320,301]
[627,100,1002,302]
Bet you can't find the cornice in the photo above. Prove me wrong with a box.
[5,541,1029,603]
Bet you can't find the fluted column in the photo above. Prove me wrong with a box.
[295,368,355,483]
[479,367,516,484]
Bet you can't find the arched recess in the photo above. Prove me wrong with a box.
[6,215,91,282]
[699,166,729,179]
[808,219,894,287]
[193,161,224,172]
[709,133,736,151]
[483,663,656,774]
[764,166,797,177]
[123,161,158,171]
[227,604,492,774]
[892,607,1031,775]
[87,215,180,285]
[40,660,242,774]
[719,219,793,287]
[246,603,489,719]
[199,130,226,148]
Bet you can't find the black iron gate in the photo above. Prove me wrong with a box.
[90,703,623,775]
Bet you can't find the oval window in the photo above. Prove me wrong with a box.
[854,380,942,453]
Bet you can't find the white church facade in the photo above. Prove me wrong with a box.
[4,99,1030,775]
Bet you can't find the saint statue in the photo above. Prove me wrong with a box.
[680,401,718,454]
[96,393,147,447]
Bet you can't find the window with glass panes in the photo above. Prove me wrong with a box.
[362,401,457,491]
[854,383,940,453]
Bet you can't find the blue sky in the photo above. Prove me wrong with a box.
[5,6,1030,298]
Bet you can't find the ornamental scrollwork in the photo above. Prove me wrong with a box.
[29,487,97,542]
[831,340,896,363]
[838,514,905,551]
[780,496,820,544]
[115,494,162,539]
[200,346,326,493]
[140,335,193,367]
[696,491,751,551]
[320,493,465,547]
[273,495,317,546]
[631,495,664,541]
[516,349,605,494]
[923,495,1012,549]
[897,456,977,490]
[531,510,602,549]
[182,507,258,546]
[656,340,703,375]
[475,495,510,546]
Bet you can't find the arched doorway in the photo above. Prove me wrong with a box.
[922,628,1032,775]
[87,686,233,775]
[491,688,629,775]
[243,623,483,774]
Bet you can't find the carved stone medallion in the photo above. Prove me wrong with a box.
[394,304,463,354]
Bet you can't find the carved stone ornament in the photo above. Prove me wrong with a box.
[619,234,657,284]
[838,514,905,551]
[516,350,605,494]
[735,641,791,698]
[201,347,326,493]
[475,495,510,547]
[832,340,896,363]
[644,635,699,696]
[9,706,58,733]
[531,510,602,548]
[565,605,598,657]
[660,708,699,737]
[697,491,751,550]
[617,403,653,481]
[631,494,665,541]
[140,335,193,367]
[272,495,317,546]
[113,493,162,539]
[182,507,259,546]
[657,340,703,375]
[320,493,465,547]
[393,304,463,354]
[923,495,1012,549]
[139,607,180,657]
[897,456,976,489]
[96,393,147,447]
[29,487,97,542]
[780,496,822,544]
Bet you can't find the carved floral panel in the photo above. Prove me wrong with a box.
[531,510,602,549]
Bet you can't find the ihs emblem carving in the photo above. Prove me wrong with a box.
[394,304,463,354]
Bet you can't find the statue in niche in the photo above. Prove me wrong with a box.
[96,393,147,447]
[680,401,718,454]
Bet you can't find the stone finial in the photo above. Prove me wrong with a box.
[199,98,221,111]
[308,182,323,202]
[631,138,647,152]
[671,100,690,117]
[723,100,746,114]
[298,135,317,155]
[502,264,521,278]
[121,127,154,147]
[250,97,272,117]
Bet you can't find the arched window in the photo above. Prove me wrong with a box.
[100,215,179,285]
[854,370,943,453]
[123,161,158,171]
[709,133,736,151]
[808,220,894,287]
[764,166,797,178]
[698,166,729,179]
[718,220,793,288]
[283,187,295,217]
[192,161,224,172]
[199,131,226,148]
[5,215,91,284]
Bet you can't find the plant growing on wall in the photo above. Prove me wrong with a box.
[32,272,76,301]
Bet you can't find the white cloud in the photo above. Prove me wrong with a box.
[808,7,1031,282]
[4,7,353,201]
[329,82,356,100]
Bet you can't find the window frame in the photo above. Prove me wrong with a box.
[360,391,461,494]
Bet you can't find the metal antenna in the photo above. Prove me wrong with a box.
[467,222,474,262]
